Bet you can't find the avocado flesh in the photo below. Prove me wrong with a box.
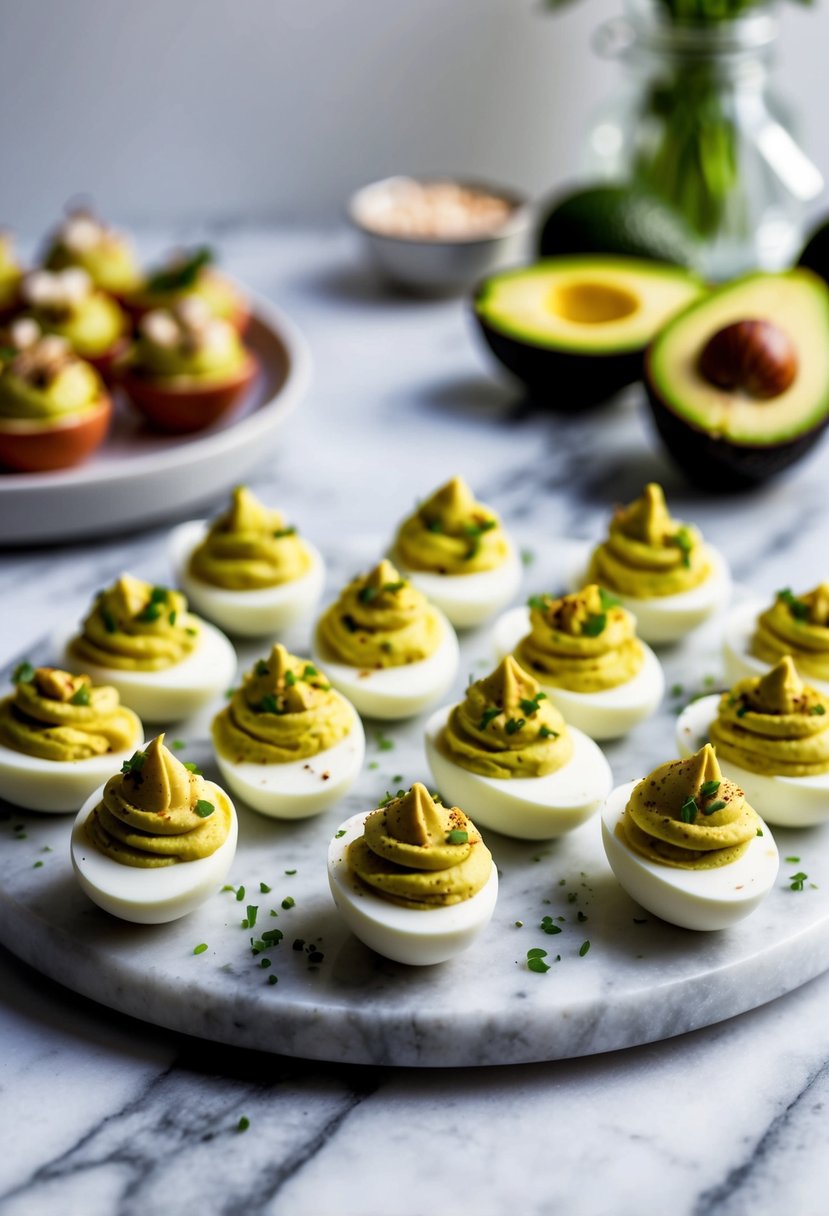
[648,271,829,445]
[475,257,705,354]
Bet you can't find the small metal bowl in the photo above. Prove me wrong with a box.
[348,175,531,296]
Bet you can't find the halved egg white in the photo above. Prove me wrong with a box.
[327,810,499,965]
[676,693,829,829]
[722,600,829,698]
[56,617,237,723]
[168,520,326,638]
[214,703,365,819]
[601,779,779,931]
[569,542,731,645]
[423,704,612,840]
[492,606,664,739]
[311,609,459,721]
[70,781,238,924]
[0,711,143,813]
[393,544,522,630]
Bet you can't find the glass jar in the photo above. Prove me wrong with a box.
[584,0,823,280]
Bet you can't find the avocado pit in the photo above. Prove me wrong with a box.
[698,319,797,400]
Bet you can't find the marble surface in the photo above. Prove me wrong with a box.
[3,227,829,1213]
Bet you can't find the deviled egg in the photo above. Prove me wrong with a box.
[391,476,521,628]
[601,744,778,931]
[212,643,364,818]
[677,656,829,828]
[312,559,458,720]
[58,574,237,723]
[0,663,142,812]
[424,655,611,839]
[71,734,238,924]
[576,483,730,644]
[724,584,829,696]
[169,485,325,638]
[493,583,663,739]
[327,783,498,965]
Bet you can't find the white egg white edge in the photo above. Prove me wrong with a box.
[169,520,326,636]
[311,608,459,719]
[423,703,612,840]
[567,541,731,641]
[70,780,239,924]
[676,693,829,829]
[214,702,366,819]
[601,779,779,931]
[54,616,238,722]
[327,810,499,963]
[393,542,523,628]
[722,599,829,697]
[492,605,664,729]
[0,718,143,814]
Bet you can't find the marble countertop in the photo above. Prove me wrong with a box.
[2,228,829,1216]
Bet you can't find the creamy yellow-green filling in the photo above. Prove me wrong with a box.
[45,214,142,296]
[317,559,441,669]
[752,584,829,680]
[619,744,761,870]
[0,344,103,422]
[132,304,246,382]
[85,734,232,867]
[587,483,710,599]
[710,655,829,777]
[438,655,572,778]
[70,575,198,672]
[0,666,138,761]
[189,486,311,589]
[212,643,351,764]
[346,783,492,908]
[394,476,510,575]
[515,583,643,692]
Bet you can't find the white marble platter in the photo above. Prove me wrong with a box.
[2,548,829,1070]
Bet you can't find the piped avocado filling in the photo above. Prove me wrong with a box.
[711,656,829,777]
[346,783,492,908]
[70,574,198,672]
[438,655,572,779]
[0,666,137,761]
[515,584,644,692]
[394,475,509,575]
[190,485,311,589]
[212,644,351,765]
[85,734,232,868]
[751,584,829,680]
[619,744,761,870]
[0,336,104,422]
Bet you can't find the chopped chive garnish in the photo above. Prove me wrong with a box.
[519,693,547,716]
[376,732,394,751]
[702,800,727,815]
[700,780,721,797]
[671,683,684,698]
[101,608,117,634]
[811,704,826,716]
[540,916,562,935]
[598,587,621,610]
[334,829,346,839]
[284,670,297,687]
[679,795,698,824]
[236,885,246,902]
[538,725,559,739]
[11,661,35,685]
[168,610,177,626]
[281,896,295,910]
[70,684,91,706]
[255,659,270,676]
[672,527,694,568]
[257,694,281,715]
[267,973,279,985]
[786,856,800,863]
[172,740,186,750]
[273,526,297,539]
[285,869,296,875]
[245,905,258,928]
[789,872,808,891]
[262,928,283,944]
[581,613,607,637]
[528,593,551,612]
[183,761,201,774]
[527,948,550,973]
[505,717,526,735]
[195,800,214,818]
[777,588,809,620]
[736,706,749,718]
[33,860,43,869]
[121,749,147,780]
[193,943,208,955]
[577,910,588,922]
[260,957,271,968]
[579,940,591,957]
[521,548,535,567]
[185,627,198,636]
[303,664,318,679]
[447,829,469,845]
[236,1116,250,1133]
[260,882,271,893]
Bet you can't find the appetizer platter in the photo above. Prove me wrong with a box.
[3,482,829,1069]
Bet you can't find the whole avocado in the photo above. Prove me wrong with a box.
[538,184,697,269]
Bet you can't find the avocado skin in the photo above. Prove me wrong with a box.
[644,351,829,490]
[798,221,829,287]
[538,186,696,268]
[475,315,642,410]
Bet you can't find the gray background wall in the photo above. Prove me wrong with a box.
[0,0,825,232]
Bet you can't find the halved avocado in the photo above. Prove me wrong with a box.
[473,256,705,410]
[645,270,829,490]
